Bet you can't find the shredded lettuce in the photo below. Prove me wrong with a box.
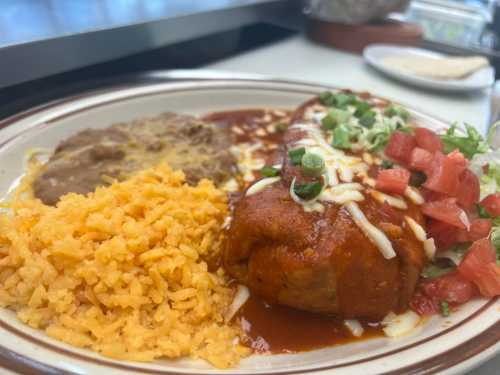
[440,123,489,159]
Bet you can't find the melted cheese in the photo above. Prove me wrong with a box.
[345,201,396,259]
[321,189,364,204]
[246,177,280,196]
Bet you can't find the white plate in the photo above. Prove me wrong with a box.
[0,75,498,375]
[363,44,495,92]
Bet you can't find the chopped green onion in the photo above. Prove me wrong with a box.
[275,122,288,133]
[293,181,323,200]
[321,115,337,130]
[384,105,410,121]
[319,91,336,106]
[359,111,376,128]
[334,93,357,109]
[288,147,306,165]
[332,123,354,149]
[381,160,394,169]
[354,101,372,118]
[260,166,280,177]
[301,153,325,177]
[421,264,454,279]
[440,301,450,317]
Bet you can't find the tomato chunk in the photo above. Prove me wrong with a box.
[458,238,496,276]
[427,219,458,249]
[385,131,416,165]
[375,168,410,195]
[447,149,468,175]
[424,152,461,195]
[422,272,477,304]
[409,290,439,315]
[414,127,443,153]
[480,193,500,217]
[472,263,500,297]
[456,169,480,209]
[422,198,469,229]
[409,147,433,172]
[457,218,492,243]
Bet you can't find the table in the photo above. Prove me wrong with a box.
[205,35,498,375]
[206,35,492,134]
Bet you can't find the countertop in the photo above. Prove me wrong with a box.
[206,35,492,134]
[205,35,498,375]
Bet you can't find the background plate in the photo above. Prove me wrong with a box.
[363,44,495,92]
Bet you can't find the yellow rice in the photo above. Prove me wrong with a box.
[0,163,250,368]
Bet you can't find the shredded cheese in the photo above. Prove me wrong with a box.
[345,201,396,259]
[369,190,408,210]
[382,311,421,337]
[321,189,364,204]
[404,186,424,205]
[246,177,280,196]
[423,238,436,260]
[344,320,364,337]
[404,216,427,242]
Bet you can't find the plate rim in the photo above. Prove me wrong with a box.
[0,75,498,375]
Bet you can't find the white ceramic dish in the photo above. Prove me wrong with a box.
[363,44,495,92]
[0,76,498,375]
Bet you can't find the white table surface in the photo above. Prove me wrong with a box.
[205,35,498,375]
[206,35,492,134]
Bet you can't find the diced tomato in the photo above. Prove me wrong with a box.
[424,152,462,195]
[422,272,477,304]
[456,169,480,209]
[375,168,410,195]
[421,188,449,203]
[456,218,492,243]
[480,193,500,217]
[414,127,443,153]
[471,263,500,297]
[447,149,468,175]
[422,198,469,229]
[426,219,458,249]
[458,238,496,276]
[409,147,433,172]
[384,131,416,165]
[409,290,439,315]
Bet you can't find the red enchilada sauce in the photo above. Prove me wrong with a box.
[205,109,384,354]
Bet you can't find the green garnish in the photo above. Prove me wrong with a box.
[293,181,323,200]
[334,93,357,109]
[275,122,288,133]
[332,123,355,149]
[384,105,410,121]
[359,111,376,128]
[260,166,280,177]
[421,264,454,279]
[440,301,450,317]
[381,160,394,169]
[440,123,489,159]
[490,224,500,264]
[318,91,357,109]
[477,204,491,218]
[301,153,325,177]
[321,108,351,130]
[288,147,306,165]
[354,101,373,118]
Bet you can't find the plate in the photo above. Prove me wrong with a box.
[0,75,498,375]
[363,44,495,92]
